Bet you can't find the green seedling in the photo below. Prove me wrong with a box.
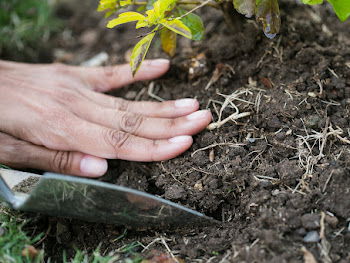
[98,0,349,75]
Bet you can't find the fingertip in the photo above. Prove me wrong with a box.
[159,135,193,161]
[146,59,170,68]
[148,136,193,162]
[80,155,108,177]
[174,98,199,110]
[135,59,170,80]
[168,135,193,144]
[186,110,213,126]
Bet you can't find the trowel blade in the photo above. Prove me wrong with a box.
[1,170,216,228]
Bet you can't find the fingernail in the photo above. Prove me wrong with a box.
[175,98,198,108]
[168,135,192,144]
[150,59,170,67]
[80,156,108,176]
[187,110,211,120]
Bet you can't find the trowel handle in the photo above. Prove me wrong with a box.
[0,172,16,206]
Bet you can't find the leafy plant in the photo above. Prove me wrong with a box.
[98,0,350,75]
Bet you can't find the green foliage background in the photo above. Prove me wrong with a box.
[0,0,60,61]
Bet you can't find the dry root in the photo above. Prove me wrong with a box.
[207,89,254,130]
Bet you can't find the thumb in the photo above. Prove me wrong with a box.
[0,132,107,177]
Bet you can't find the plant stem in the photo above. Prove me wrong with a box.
[134,0,218,7]
[220,1,245,33]
[179,0,214,18]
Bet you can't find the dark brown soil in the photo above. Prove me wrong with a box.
[14,0,350,262]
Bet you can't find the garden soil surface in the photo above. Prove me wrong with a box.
[14,0,350,262]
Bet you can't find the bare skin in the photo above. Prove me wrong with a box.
[0,59,212,177]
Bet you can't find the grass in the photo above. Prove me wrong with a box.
[0,209,44,263]
[62,248,119,263]
[0,207,144,263]
[0,0,61,60]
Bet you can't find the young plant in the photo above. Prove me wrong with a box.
[97,0,350,75]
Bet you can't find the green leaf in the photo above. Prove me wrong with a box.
[145,0,177,25]
[301,0,323,4]
[107,12,145,28]
[255,0,280,39]
[130,32,155,75]
[160,28,177,56]
[153,0,177,17]
[233,0,256,18]
[120,0,132,6]
[327,0,350,21]
[97,0,119,17]
[136,20,149,29]
[302,0,349,21]
[177,10,205,40]
[161,19,192,39]
[136,5,147,12]
[97,0,118,11]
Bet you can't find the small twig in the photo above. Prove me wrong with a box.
[207,112,251,130]
[142,238,162,252]
[327,67,339,78]
[135,87,146,101]
[269,139,298,150]
[254,175,279,182]
[34,223,52,246]
[255,91,262,114]
[316,79,324,96]
[320,99,341,106]
[334,227,345,237]
[322,170,334,193]
[148,82,164,101]
[205,64,235,90]
[319,211,332,263]
[301,247,317,263]
[329,125,350,144]
[286,184,307,195]
[249,149,265,168]
[318,118,330,158]
[142,237,179,262]
[191,142,245,157]
[218,250,231,263]
[161,237,178,262]
[179,0,214,19]
[320,211,326,239]
[249,239,260,249]
[160,163,185,185]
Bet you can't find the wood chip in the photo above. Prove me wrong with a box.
[301,247,318,263]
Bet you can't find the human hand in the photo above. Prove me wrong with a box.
[0,59,212,177]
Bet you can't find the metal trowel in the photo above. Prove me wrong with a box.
[0,168,216,228]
